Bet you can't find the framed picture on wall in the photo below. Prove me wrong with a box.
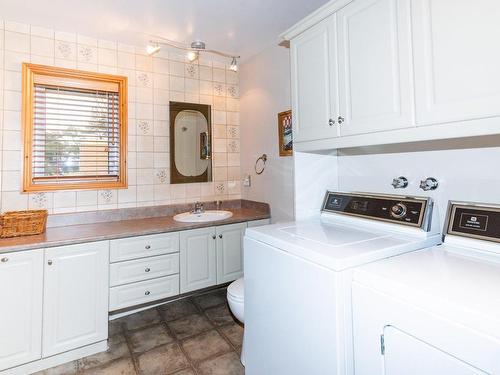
[278,110,293,157]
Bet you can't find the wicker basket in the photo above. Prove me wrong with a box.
[0,210,48,238]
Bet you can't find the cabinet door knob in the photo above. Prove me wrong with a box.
[219,234,223,239]
[212,235,216,239]
[328,118,335,126]
[145,245,151,250]
[337,116,345,125]
[145,267,151,273]
[145,290,151,295]
[1,257,8,263]
[47,260,53,266]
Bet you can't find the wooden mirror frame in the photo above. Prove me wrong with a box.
[169,101,212,184]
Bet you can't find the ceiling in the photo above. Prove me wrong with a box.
[0,0,329,60]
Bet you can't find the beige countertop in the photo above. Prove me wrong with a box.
[0,204,270,254]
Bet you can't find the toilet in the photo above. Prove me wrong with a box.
[227,277,245,365]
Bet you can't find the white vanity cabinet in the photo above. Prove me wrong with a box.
[0,242,109,373]
[42,242,109,357]
[291,15,339,143]
[180,227,217,293]
[109,232,180,311]
[216,223,246,284]
[0,250,43,371]
[180,221,264,293]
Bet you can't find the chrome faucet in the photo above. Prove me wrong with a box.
[215,200,222,210]
[192,201,205,214]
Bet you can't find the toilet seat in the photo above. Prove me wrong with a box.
[227,277,244,303]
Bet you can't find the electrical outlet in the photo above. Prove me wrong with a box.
[243,174,251,187]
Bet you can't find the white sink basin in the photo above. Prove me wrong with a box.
[173,210,233,223]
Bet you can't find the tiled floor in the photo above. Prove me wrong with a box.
[38,287,244,375]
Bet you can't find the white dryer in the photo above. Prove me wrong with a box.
[244,191,442,375]
[353,201,500,375]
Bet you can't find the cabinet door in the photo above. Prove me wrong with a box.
[337,0,413,136]
[291,15,339,142]
[0,250,43,371]
[43,241,109,357]
[412,0,500,125]
[216,223,246,284]
[180,227,216,293]
[384,326,487,375]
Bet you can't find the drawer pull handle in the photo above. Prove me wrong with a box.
[145,245,151,250]
[1,257,8,263]
[212,235,216,240]
[219,234,223,239]
[145,290,151,296]
[47,260,53,266]
[145,267,151,273]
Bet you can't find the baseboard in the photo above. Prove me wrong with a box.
[0,341,108,375]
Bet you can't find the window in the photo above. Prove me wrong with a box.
[22,64,127,192]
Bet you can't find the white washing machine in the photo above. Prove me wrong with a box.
[352,201,500,375]
[244,191,442,375]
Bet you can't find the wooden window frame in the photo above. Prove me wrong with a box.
[22,63,128,192]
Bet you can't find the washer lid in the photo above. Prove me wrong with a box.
[227,278,244,301]
[246,218,440,271]
[354,245,500,338]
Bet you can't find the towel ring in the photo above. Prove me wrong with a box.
[255,154,267,175]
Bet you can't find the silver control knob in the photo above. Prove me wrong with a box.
[391,176,408,189]
[420,177,439,191]
[390,203,407,219]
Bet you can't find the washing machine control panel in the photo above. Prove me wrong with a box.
[447,202,500,243]
[322,192,430,228]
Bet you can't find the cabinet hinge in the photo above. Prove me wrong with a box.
[380,334,385,355]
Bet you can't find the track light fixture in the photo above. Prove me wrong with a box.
[146,38,239,69]
[230,57,238,72]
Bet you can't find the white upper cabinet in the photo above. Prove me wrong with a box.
[0,250,43,371]
[412,0,500,126]
[285,0,500,149]
[337,0,413,136]
[43,242,109,357]
[291,15,339,142]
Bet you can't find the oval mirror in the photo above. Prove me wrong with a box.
[170,102,212,184]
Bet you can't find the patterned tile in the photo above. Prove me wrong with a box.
[168,314,213,340]
[192,288,227,309]
[137,342,190,375]
[197,352,244,375]
[204,304,235,327]
[128,323,175,354]
[78,334,130,371]
[181,330,231,363]
[159,299,199,321]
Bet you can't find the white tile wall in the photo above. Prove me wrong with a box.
[0,20,241,213]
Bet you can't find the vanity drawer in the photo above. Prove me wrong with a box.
[110,232,180,262]
[110,254,179,287]
[109,275,179,311]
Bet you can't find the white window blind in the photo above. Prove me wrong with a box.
[32,84,121,185]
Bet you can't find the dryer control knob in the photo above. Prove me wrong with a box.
[390,203,407,219]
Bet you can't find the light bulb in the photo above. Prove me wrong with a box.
[146,44,161,56]
[187,51,199,62]
[230,57,238,72]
